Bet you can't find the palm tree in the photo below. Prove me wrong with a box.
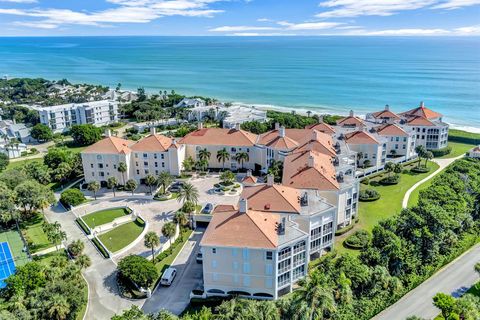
[216,148,230,170]
[43,222,67,251]
[293,270,336,320]
[157,171,174,194]
[219,170,235,185]
[125,179,138,196]
[144,231,160,262]
[267,160,283,182]
[162,222,177,246]
[356,152,363,166]
[118,162,127,185]
[177,182,199,227]
[75,254,91,270]
[415,145,427,168]
[424,151,433,167]
[87,181,100,200]
[182,156,195,173]
[47,294,71,320]
[198,148,211,162]
[234,152,249,170]
[306,110,312,117]
[195,159,208,172]
[174,211,188,226]
[144,174,157,195]
[106,177,118,197]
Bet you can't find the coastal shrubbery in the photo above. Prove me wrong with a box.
[60,188,86,208]
[344,229,371,249]
[359,189,380,201]
[430,146,452,157]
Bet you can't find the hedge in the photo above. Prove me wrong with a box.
[359,189,380,202]
[335,223,355,236]
[60,188,86,208]
[92,237,110,258]
[410,166,431,173]
[76,218,91,235]
[379,174,400,185]
[430,146,451,157]
[344,230,371,250]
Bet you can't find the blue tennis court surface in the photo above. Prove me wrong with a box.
[0,242,16,288]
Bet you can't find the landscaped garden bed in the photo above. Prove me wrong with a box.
[21,213,54,253]
[359,189,380,202]
[343,229,371,250]
[97,218,145,253]
[153,191,179,201]
[82,207,132,228]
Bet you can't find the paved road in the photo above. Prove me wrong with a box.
[402,155,465,208]
[142,229,204,315]
[373,243,480,320]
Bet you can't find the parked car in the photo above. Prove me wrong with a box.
[196,252,203,263]
[160,267,177,286]
[168,182,184,193]
[202,203,214,214]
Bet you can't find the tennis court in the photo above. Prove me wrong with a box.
[0,242,16,288]
[0,229,30,288]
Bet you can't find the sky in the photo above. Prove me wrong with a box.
[0,0,479,36]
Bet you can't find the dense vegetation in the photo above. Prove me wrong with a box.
[112,158,480,320]
[0,257,87,319]
[448,129,480,145]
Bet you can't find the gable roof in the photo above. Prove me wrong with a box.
[282,150,339,191]
[242,175,258,185]
[257,130,299,150]
[405,116,435,126]
[82,136,134,154]
[241,184,301,214]
[401,104,442,120]
[371,108,400,120]
[200,208,280,249]
[344,131,379,144]
[179,128,258,146]
[294,130,336,157]
[375,124,408,136]
[305,122,336,135]
[130,134,175,152]
[337,116,364,127]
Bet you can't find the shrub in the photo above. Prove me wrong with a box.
[67,240,85,257]
[181,201,196,213]
[344,230,371,249]
[335,223,355,236]
[411,166,431,173]
[359,189,380,202]
[360,177,370,185]
[60,188,86,207]
[430,146,452,157]
[76,218,91,235]
[379,174,400,185]
[92,237,109,258]
[118,255,158,288]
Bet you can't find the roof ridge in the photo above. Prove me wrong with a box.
[245,211,277,247]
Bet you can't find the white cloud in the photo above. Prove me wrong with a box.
[209,25,278,32]
[432,0,480,9]
[257,18,272,22]
[0,0,225,29]
[363,28,449,35]
[229,32,297,36]
[13,21,57,28]
[0,0,37,3]
[454,25,480,34]
[279,21,343,30]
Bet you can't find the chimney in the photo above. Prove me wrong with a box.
[246,169,252,177]
[150,127,156,135]
[385,104,390,111]
[274,122,280,130]
[308,155,315,168]
[279,126,285,138]
[197,122,203,129]
[235,123,241,131]
[267,174,274,186]
[317,115,324,123]
[349,110,354,117]
[105,129,112,137]
[278,217,286,235]
[420,101,425,108]
[239,198,248,213]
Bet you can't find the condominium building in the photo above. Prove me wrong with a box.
[32,100,119,132]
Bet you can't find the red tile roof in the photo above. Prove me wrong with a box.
[241,184,301,214]
[337,116,365,127]
[305,122,336,135]
[179,128,258,146]
[82,136,134,154]
[344,131,379,144]
[257,130,299,150]
[371,108,400,120]
[375,124,408,136]
[405,116,435,126]
[401,104,442,120]
[130,134,175,152]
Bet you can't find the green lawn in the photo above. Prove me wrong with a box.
[436,141,476,159]
[98,218,145,253]
[33,249,68,266]
[21,214,54,253]
[6,158,42,170]
[0,228,30,267]
[336,161,440,255]
[82,207,131,228]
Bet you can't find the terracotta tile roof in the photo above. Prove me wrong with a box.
[401,105,442,120]
[82,136,134,154]
[213,204,236,212]
[405,116,435,126]
[242,175,258,185]
[258,130,299,150]
[371,108,400,120]
[283,128,312,142]
[294,130,336,157]
[200,208,280,249]
[344,131,379,144]
[337,116,365,127]
[179,128,257,146]
[305,122,336,135]
[130,134,175,152]
[283,150,339,191]
[375,124,408,136]
[241,184,301,214]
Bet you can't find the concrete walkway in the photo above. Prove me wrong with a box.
[373,243,480,320]
[401,155,465,209]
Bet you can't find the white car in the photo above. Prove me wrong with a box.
[160,267,177,286]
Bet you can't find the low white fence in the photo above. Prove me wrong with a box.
[148,223,180,261]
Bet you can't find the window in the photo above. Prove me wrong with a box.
[143,153,147,158]
[161,154,165,160]
[155,170,159,175]
[143,161,148,166]
[243,263,250,273]
[395,137,399,142]
[243,248,249,260]
[162,163,165,168]
[136,170,140,174]
[135,153,138,158]
[231,147,236,152]
[155,162,158,167]
[135,162,139,167]
[154,154,157,159]
[99,172,105,177]
[96,155,102,160]
[266,251,273,260]
[145,170,149,174]
[395,144,399,149]
[90,164,94,168]
[98,163,104,169]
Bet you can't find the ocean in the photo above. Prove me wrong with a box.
[0,36,479,130]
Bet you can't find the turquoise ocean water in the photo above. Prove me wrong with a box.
[0,36,479,129]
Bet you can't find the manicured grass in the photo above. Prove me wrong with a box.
[97,218,145,253]
[82,207,131,228]
[33,249,68,266]
[21,214,54,253]
[6,158,42,170]
[436,141,475,159]
[0,228,30,267]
